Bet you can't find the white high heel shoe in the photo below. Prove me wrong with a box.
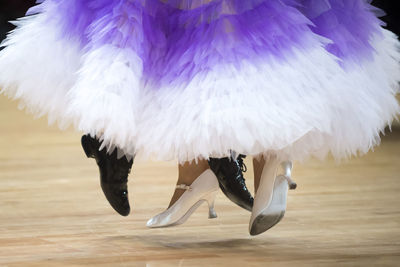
[146,169,219,228]
[249,156,296,236]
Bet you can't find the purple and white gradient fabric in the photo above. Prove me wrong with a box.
[0,0,399,162]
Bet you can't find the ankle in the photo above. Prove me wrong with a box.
[178,160,209,184]
[168,160,209,207]
[253,155,266,192]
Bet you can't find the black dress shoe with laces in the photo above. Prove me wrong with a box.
[81,134,133,216]
[208,154,254,211]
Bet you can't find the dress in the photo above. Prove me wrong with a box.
[0,0,399,163]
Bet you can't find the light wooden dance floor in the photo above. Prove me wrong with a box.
[0,95,399,266]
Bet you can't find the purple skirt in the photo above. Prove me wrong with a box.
[0,0,399,162]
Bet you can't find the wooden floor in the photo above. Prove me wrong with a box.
[0,95,399,267]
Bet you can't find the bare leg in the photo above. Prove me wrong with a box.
[168,159,209,208]
[253,155,266,193]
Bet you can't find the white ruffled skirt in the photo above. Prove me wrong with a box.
[0,0,399,163]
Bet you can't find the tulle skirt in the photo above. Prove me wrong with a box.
[0,0,399,162]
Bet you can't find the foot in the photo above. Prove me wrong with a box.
[146,169,219,228]
[249,159,296,235]
[81,134,133,216]
[208,155,254,211]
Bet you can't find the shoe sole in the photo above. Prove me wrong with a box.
[250,211,285,236]
[250,175,288,236]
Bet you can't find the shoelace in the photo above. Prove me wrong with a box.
[237,154,247,173]
[235,154,250,189]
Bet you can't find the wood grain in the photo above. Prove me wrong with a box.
[0,95,399,266]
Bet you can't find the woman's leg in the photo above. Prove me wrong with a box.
[253,155,266,193]
[168,159,210,207]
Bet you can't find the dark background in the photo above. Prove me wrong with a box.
[372,0,400,36]
[0,0,399,43]
[0,0,36,42]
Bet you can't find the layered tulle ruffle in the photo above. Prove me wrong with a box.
[0,0,399,162]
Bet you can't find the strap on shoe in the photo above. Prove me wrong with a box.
[176,184,192,191]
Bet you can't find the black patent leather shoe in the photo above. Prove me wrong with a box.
[208,155,254,211]
[81,134,133,216]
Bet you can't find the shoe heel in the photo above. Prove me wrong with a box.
[204,191,218,219]
[81,135,96,158]
[280,161,297,190]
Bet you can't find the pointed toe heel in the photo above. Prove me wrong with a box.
[249,158,296,236]
[146,169,219,228]
[249,175,289,235]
